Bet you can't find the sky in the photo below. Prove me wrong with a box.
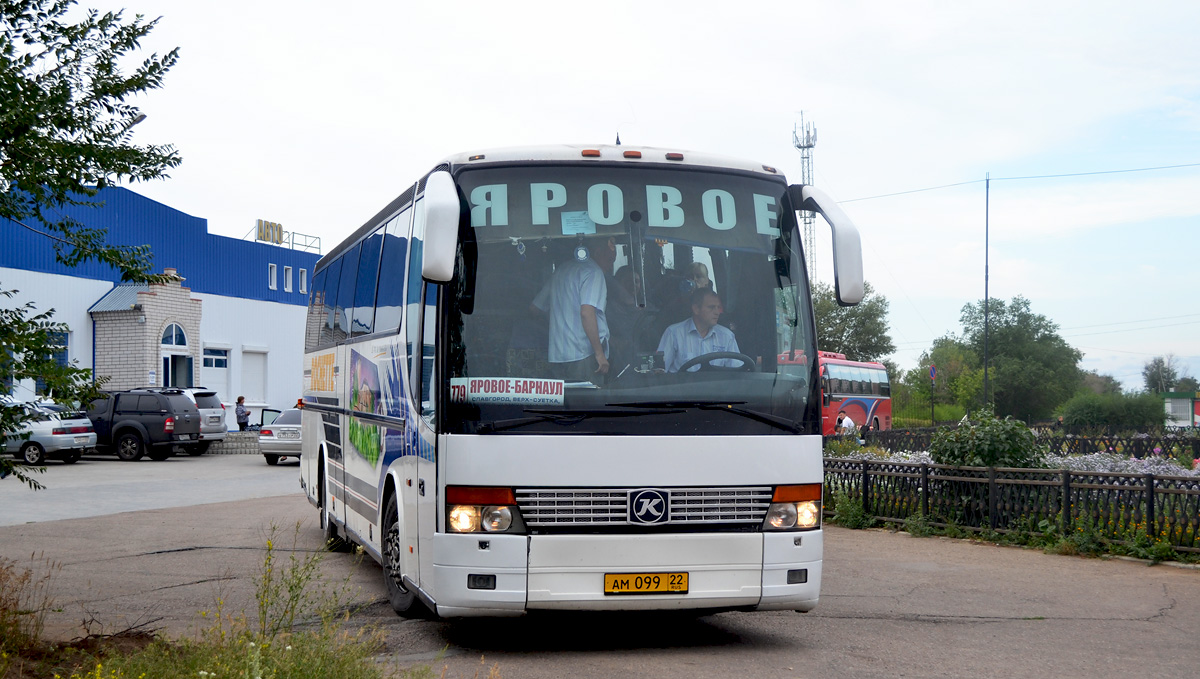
[100,0,1200,390]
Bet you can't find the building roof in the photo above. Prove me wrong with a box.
[88,283,150,313]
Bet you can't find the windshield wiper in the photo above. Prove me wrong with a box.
[608,400,802,434]
[477,406,684,433]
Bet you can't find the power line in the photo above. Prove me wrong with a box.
[1062,312,1200,331]
[992,162,1200,182]
[839,180,981,203]
[1063,319,1200,338]
[839,161,1200,204]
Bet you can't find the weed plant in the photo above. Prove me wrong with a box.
[830,490,875,529]
[0,553,61,673]
[0,524,392,679]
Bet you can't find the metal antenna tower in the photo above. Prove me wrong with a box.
[792,113,818,275]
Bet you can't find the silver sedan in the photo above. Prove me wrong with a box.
[4,403,97,465]
[258,408,301,465]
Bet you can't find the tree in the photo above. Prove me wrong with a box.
[812,280,895,362]
[1178,376,1200,393]
[1143,355,1181,393]
[1,0,180,488]
[1080,370,1123,396]
[958,296,1082,422]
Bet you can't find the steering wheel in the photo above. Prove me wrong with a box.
[676,351,758,373]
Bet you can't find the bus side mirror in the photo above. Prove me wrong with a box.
[787,184,864,306]
[422,170,461,283]
[821,376,831,406]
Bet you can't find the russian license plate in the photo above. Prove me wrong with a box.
[279,430,299,439]
[603,572,688,595]
[74,436,89,444]
[208,416,221,424]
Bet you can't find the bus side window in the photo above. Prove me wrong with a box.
[352,226,384,336]
[319,257,343,347]
[335,243,362,340]
[406,198,426,403]
[374,209,411,335]
[420,281,437,426]
[305,268,328,352]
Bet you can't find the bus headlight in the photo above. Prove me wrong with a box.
[449,505,481,532]
[796,501,820,529]
[446,487,525,533]
[763,484,822,531]
[481,506,512,532]
[766,502,798,529]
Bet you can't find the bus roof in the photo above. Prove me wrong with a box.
[440,144,786,177]
[318,144,788,271]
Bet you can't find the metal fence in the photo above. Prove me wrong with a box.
[856,429,1200,460]
[824,457,1200,553]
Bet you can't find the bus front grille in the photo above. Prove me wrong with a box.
[515,487,773,527]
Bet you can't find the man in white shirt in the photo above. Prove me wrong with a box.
[657,288,740,373]
[531,238,615,382]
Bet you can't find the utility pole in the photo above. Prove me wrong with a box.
[983,172,990,409]
[792,114,817,276]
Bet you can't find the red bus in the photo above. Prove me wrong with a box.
[817,351,891,436]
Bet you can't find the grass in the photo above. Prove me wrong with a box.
[1,523,504,679]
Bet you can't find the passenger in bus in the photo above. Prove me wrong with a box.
[657,288,740,373]
[691,261,712,291]
[530,237,616,382]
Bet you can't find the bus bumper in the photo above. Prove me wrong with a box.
[429,530,822,616]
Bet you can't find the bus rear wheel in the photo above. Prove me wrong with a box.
[383,497,419,617]
[319,460,351,553]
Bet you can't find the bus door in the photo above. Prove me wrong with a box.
[399,202,438,589]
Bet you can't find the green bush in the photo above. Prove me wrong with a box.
[830,490,875,529]
[1060,392,1167,430]
[929,407,1045,468]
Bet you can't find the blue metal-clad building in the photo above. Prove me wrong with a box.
[1,187,318,304]
[2,187,322,427]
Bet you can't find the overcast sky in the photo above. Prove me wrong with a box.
[109,0,1200,389]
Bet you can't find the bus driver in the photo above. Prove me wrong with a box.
[657,288,741,373]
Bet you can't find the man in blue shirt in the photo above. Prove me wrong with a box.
[657,288,741,373]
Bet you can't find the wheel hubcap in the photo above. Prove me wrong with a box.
[384,524,407,591]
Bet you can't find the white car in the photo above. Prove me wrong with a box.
[4,401,97,465]
[258,408,301,465]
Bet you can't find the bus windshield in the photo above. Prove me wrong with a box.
[444,164,817,436]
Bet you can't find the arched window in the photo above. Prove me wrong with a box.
[162,323,187,346]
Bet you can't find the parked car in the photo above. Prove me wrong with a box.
[258,408,301,465]
[176,387,227,454]
[3,401,97,465]
[86,388,203,461]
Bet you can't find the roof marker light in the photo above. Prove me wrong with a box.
[665,152,684,161]
[468,154,486,161]
[762,165,778,174]
[623,150,642,158]
[582,149,601,157]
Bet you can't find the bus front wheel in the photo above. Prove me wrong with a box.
[383,497,419,617]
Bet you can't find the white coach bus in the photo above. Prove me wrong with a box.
[299,144,863,617]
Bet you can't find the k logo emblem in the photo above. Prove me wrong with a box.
[629,489,669,524]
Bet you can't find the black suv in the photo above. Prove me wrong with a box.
[86,388,203,461]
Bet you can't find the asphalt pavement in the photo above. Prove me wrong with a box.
[2,454,1199,678]
[0,450,298,525]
